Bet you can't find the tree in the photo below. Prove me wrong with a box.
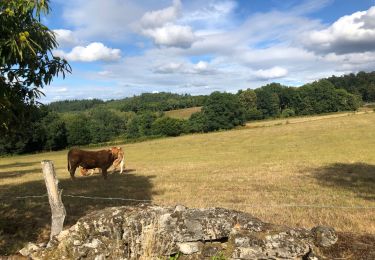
[0,104,46,154]
[0,0,70,135]
[201,92,246,132]
[65,114,92,146]
[188,111,206,133]
[88,108,125,143]
[255,87,280,118]
[43,112,67,151]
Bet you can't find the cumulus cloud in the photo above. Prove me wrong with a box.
[45,1,375,102]
[142,24,196,48]
[304,6,375,54]
[53,29,80,48]
[53,42,121,62]
[253,66,288,80]
[139,0,196,48]
[140,0,181,28]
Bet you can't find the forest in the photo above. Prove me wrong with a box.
[2,70,374,155]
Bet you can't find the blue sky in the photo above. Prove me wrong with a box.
[42,0,375,102]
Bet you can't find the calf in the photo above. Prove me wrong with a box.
[67,147,124,179]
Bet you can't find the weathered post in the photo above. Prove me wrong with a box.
[41,160,66,243]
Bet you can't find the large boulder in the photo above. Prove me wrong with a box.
[20,204,337,259]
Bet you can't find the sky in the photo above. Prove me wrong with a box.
[42,0,375,103]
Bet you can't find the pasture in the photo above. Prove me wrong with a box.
[164,106,201,119]
[1,112,375,254]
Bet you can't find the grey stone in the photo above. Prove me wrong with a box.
[22,205,337,259]
[19,242,40,256]
[311,226,338,247]
[177,242,200,254]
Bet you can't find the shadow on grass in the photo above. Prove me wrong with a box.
[0,168,41,180]
[0,171,156,255]
[311,163,375,201]
[0,161,40,169]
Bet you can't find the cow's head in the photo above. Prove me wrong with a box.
[111,146,124,168]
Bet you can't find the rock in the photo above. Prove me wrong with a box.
[23,204,337,259]
[56,229,69,242]
[311,226,338,247]
[19,242,40,256]
[177,242,200,254]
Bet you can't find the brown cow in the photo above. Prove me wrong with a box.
[79,151,125,176]
[67,147,124,179]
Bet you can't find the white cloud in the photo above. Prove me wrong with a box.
[60,0,149,41]
[140,0,181,28]
[142,24,196,48]
[194,61,208,71]
[53,29,80,48]
[153,60,216,75]
[153,62,184,74]
[44,1,375,102]
[304,6,375,54]
[182,0,237,23]
[253,66,288,80]
[53,42,121,62]
[45,87,68,93]
[139,0,197,48]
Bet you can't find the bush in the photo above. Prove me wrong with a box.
[152,116,188,137]
[188,112,206,133]
[246,108,263,120]
[281,108,295,118]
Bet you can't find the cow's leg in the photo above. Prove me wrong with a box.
[70,164,78,180]
[120,158,125,174]
[102,168,108,179]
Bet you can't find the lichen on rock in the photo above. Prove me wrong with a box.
[20,204,338,259]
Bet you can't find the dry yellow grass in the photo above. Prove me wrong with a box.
[164,106,201,119]
[1,112,375,254]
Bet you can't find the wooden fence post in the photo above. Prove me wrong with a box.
[41,160,66,243]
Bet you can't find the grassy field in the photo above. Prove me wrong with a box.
[164,106,201,119]
[1,112,375,254]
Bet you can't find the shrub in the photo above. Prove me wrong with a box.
[188,112,206,133]
[152,117,188,137]
[281,108,295,118]
[246,108,263,120]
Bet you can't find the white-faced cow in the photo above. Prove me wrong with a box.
[67,147,124,179]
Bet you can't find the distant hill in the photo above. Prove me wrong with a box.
[47,92,207,113]
[47,71,375,114]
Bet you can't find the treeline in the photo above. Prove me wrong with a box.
[47,99,104,113]
[0,73,368,155]
[327,71,375,102]
[47,92,207,113]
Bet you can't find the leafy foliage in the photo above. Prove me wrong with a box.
[326,71,375,102]
[200,91,246,132]
[47,99,104,113]
[0,0,71,135]
[152,116,188,137]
